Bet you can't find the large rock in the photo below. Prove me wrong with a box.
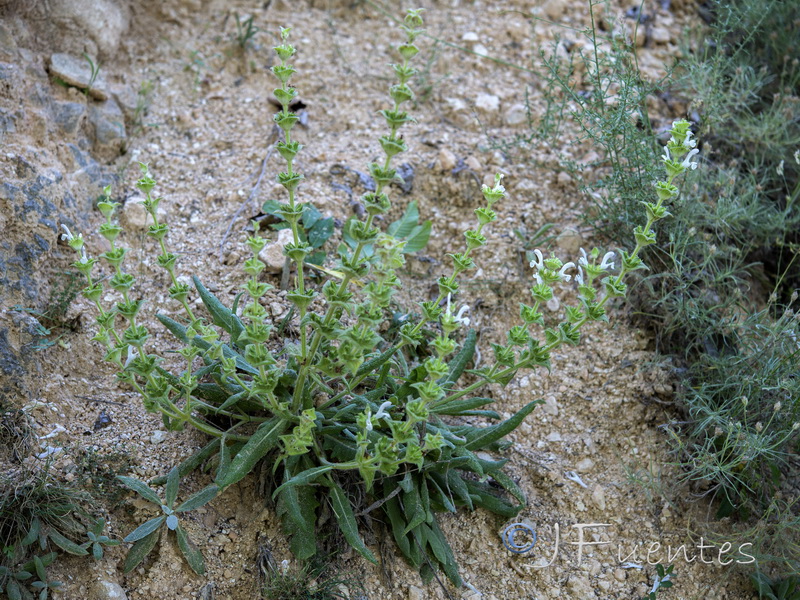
[45,0,130,61]
[49,53,109,101]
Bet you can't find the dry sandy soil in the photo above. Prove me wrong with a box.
[0,0,765,598]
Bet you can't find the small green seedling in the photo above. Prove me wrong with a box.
[117,468,218,575]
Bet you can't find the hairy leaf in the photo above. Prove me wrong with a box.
[123,529,160,573]
[271,465,334,499]
[176,524,205,575]
[276,480,318,560]
[442,329,476,386]
[124,516,165,543]
[464,400,542,451]
[216,417,287,489]
[193,275,245,343]
[116,476,162,506]
[176,484,219,513]
[328,481,377,564]
[48,530,88,556]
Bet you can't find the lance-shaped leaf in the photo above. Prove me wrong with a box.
[48,530,89,556]
[328,480,377,564]
[463,399,542,451]
[443,328,476,385]
[175,524,205,575]
[216,417,287,489]
[271,465,333,499]
[124,516,166,543]
[276,482,318,560]
[355,346,397,379]
[117,476,162,506]
[193,275,245,343]
[123,529,160,573]
[164,466,180,509]
[176,484,219,513]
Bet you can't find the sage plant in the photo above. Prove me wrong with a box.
[62,7,700,585]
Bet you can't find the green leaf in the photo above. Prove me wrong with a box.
[216,417,288,489]
[302,203,322,228]
[48,530,89,556]
[21,518,40,547]
[402,484,427,535]
[155,313,190,345]
[116,476,162,506]
[443,329,476,386]
[262,199,282,216]
[193,276,245,342]
[165,466,179,509]
[216,434,232,484]
[123,516,166,543]
[432,397,493,415]
[308,217,334,249]
[464,400,542,451]
[123,529,160,573]
[388,201,419,238]
[328,481,377,564]
[271,465,334,499]
[402,221,431,254]
[384,492,412,561]
[276,473,318,560]
[425,518,463,586]
[427,474,456,513]
[464,479,519,518]
[6,580,22,600]
[355,346,397,379]
[490,469,526,506]
[33,557,46,583]
[176,484,219,513]
[175,524,205,575]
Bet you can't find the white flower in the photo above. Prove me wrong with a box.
[661,146,671,162]
[670,130,697,150]
[364,408,373,432]
[60,224,74,241]
[777,160,785,176]
[557,262,574,282]
[599,251,616,270]
[578,248,589,267]
[681,148,700,170]
[374,401,393,421]
[529,249,544,271]
[445,294,471,326]
[575,266,585,286]
[124,346,138,368]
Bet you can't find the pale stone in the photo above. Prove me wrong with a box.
[258,228,294,272]
[543,0,567,20]
[504,103,528,126]
[475,93,500,113]
[90,580,128,600]
[48,0,130,60]
[546,432,562,442]
[122,198,166,230]
[438,148,457,171]
[592,484,607,510]
[49,53,109,100]
[651,27,671,44]
[150,430,168,444]
[576,458,595,472]
[462,32,479,42]
[408,586,425,600]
